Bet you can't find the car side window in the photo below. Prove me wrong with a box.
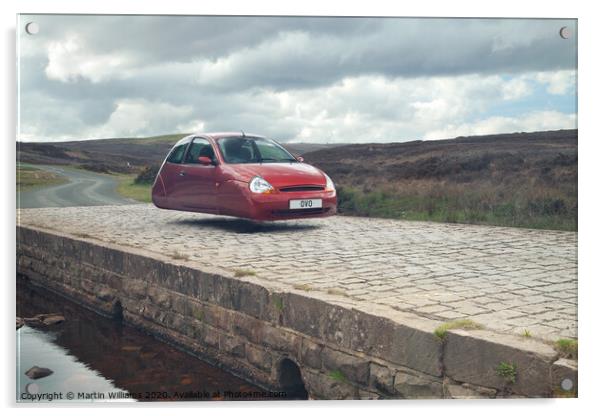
[166,142,188,164]
[184,138,216,164]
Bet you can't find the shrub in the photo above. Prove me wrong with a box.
[135,165,160,185]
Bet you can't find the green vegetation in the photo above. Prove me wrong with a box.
[495,362,517,384]
[272,295,284,312]
[326,288,348,297]
[293,283,313,291]
[337,185,577,232]
[193,309,205,322]
[115,174,152,203]
[16,164,67,190]
[134,165,160,185]
[328,370,347,383]
[554,338,578,359]
[522,329,532,338]
[233,268,257,277]
[170,251,189,260]
[434,319,484,340]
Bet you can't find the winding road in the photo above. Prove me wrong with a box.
[17,165,135,209]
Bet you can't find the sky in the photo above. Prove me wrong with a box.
[17,15,577,143]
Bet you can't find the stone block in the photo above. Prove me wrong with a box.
[202,303,233,331]
[368,363,395,396]
[551,358,577,397]
[231,312,263,344]
[394,371,443,398]
[443,329,557,397]
[220,334,246,357]
[299,338,323,370]
[122,278,148,300]
[246,344,273,372]
[358,389,380,399]
[443,379,496,399]
[259,325,301,355]
[146,285,171,309]
[301,369,359,400]
[234,281,271,320]
[281,293,324,339]
[202,324,220,348]
[282,293,443,377]
[322,348,369,385]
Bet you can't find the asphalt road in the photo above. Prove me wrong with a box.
[17,165,134,209]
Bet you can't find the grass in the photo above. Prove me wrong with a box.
[272,296,284,312]
[337,185,577,232]
[328,370,347,383]
[16,164,68,190]
[115,174,152,203]
[193,309,205,322]
[434,319,484,340]
[170,251,189,261]
[495,362,517,384]
[233,269,257,277]
[554,338,578,359]
[326,288,349,297]
[293,283,314,291]
[522,329,532,338]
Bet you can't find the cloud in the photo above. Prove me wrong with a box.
[28,16,577,89]
[17,15,577,142]
[18,71,576,143]
[423,111,577,140]
[45,35,135,83]
[93,99,196,138]
[534,70,576,95]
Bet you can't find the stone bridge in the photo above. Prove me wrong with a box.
[16,204,577,399]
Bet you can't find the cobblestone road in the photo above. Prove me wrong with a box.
[18,204,577,341]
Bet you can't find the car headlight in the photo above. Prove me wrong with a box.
[249,176,275,194]
[324,174,336,194]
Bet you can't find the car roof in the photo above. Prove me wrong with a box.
[198,132,265,140]
[173,132,269,147]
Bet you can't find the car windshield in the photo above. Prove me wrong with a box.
[217,137,297,164]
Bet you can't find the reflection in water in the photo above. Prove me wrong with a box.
[16,280,278,402]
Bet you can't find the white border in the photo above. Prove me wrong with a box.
[3,1,600,415]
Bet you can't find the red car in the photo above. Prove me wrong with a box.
[152,133,337,221]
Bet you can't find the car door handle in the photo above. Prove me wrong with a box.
[179,171,186,176]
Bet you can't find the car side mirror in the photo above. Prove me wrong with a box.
[198,156,213,166]
[296,156,304,163]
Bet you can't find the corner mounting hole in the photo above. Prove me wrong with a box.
[25,22,39,35]
[278,358,308,400]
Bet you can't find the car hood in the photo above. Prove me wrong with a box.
[229,163,327,188]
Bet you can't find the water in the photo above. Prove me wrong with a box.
[16,280,280,402]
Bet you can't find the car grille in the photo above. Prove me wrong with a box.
[279,185,325,192]
[272,208,328,216]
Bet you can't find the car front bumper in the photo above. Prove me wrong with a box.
[237,190,337,221]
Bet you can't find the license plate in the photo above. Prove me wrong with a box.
[289,199,322,209]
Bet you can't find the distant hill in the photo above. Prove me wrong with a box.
[16,134,342,173]
[302,129,577,231]
[303,129,577,186]
[17,134,188,173]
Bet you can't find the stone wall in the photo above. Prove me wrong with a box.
[16,226,577,399]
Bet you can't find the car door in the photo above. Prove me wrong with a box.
[172,137,218,211]
[160,138,191,209]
